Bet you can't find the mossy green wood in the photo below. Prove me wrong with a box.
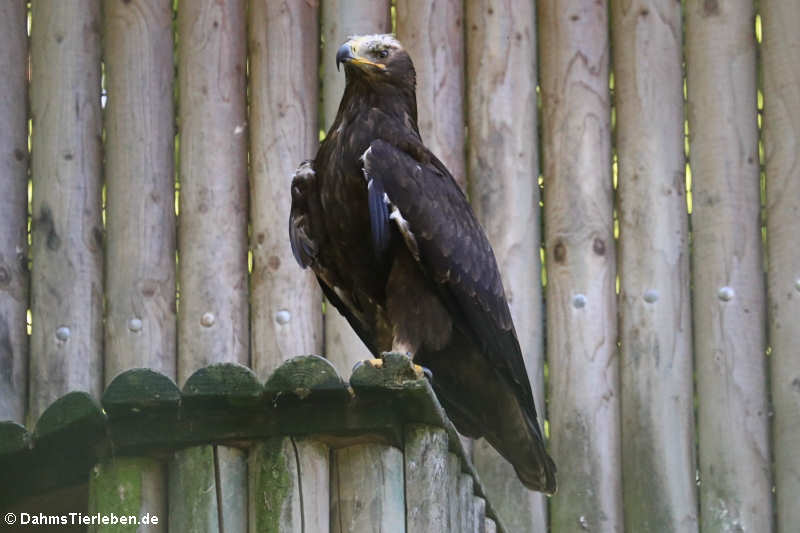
[33,391,106,441]
[182,363,263,408]
[168,445,247,533]
[404,425,448,533]
[263,354,348,401]
[88,457,166,532]
[102,368,181,418]
[249,437,329,533]
[0,421,29,455]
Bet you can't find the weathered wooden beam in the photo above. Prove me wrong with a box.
[538,0,622,531]
[685,2,773,532]
[103,0,176,384]
[464,0,547,529]
[611,0,698,531]
[248,0,322,379]
[0,0,28,424]
[761,2,800,532]
[320,0,391,375]
[29,0,103,424]
[331,443,405,533]
[88,457,166,532]
[397,0,467,190]
[404,425,448,533]
[249,437,329,533]
[176,0,249,384]
[168,445,247,533]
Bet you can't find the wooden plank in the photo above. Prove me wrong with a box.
[320,0,391,375]
[761,1,800,531]
[610,1,698,531]
[397,0,466,190]
[447,452,460,532]
[249,437,330,533]
[88,457,166,532]
[331,443,405,533]
[464,0,547,529]
[176,0,249,384]
[103,0,176,384]
[458,473,475,533]
[0,0,28,424]
[248,0,322,379]
[473,497,486,533]
[685,2,772,532]
[485,517,497,533]
[404,425,448,533]
[29,0,103,424]
[169,445,247,533]
[538,1,622,531]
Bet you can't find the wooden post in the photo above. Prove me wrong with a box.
[169,445,247,533]
[761,1,800,531]
[0,0,28,424]
[248,0,322,379]
[685,2,773,532]
[331,444,405,533]
[404,425,449,533]
[249,437,329,533]
[104,0,176,384]
[175,2,249,530]
[176,0,248,382]
[320,0,391,374]
[447,453,460,532]
[611,1,698,531]
[88,457,166,532]
[29,0,103,424]
[538,1,622,531]
[464,0,547,529]
[397,0,466,191]
[458,473,475,533]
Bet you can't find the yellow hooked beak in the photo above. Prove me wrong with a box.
[336,38,386,71]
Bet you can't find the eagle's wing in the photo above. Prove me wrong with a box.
[289,160,379,355]
[362,137,542,438]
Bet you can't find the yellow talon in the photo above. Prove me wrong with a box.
[366,358,384,369]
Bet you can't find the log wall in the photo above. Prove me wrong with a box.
[1,1,796,531]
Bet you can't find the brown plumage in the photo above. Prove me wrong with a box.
[289,34,556,493]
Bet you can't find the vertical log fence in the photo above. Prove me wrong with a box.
[0,1,798,532]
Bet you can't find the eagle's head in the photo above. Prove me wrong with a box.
[336,34,415,89]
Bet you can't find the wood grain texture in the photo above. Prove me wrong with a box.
[248,0,322,379]
[29,0,103,424]
[458,473,475,533]
[538,0,622,531]
[404,425,448,533]
[169,445,247,533]
[447,452,460,532]
[320,0,391,374]
[331,444,405,533]
[0,0,28,424]
[397,0,467,191]
[464,0,547,529]
[611,0,698,531]
[104,0,176,384]
[176,0,249,384]
[761,1,800,531]
[249,437,330,533]
[88,457,166,532]
[685,2,773,532]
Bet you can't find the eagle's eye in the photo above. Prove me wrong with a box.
[377,49,389,59]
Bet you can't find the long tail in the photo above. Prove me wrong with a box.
[417,339,557,494]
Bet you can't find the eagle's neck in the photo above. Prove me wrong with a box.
[337,77,420,136]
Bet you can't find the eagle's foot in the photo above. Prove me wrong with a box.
[350,352,427,388]
[378,351,428,381]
